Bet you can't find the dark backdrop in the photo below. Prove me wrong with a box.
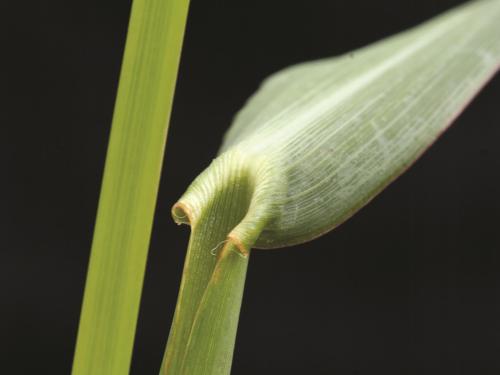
[2,0,499,374]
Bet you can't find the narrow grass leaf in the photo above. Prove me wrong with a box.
[72,1,190,374]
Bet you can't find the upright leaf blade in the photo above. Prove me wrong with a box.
[72,0,190,374]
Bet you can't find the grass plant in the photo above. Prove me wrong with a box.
[72,0,499,374]
[162,1,500,374]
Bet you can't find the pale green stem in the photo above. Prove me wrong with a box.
[161,157,259,375]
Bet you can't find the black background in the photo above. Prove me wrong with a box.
[2,0,499,374]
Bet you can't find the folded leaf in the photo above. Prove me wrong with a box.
[177,0,500,251]
[164,1,500,374]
